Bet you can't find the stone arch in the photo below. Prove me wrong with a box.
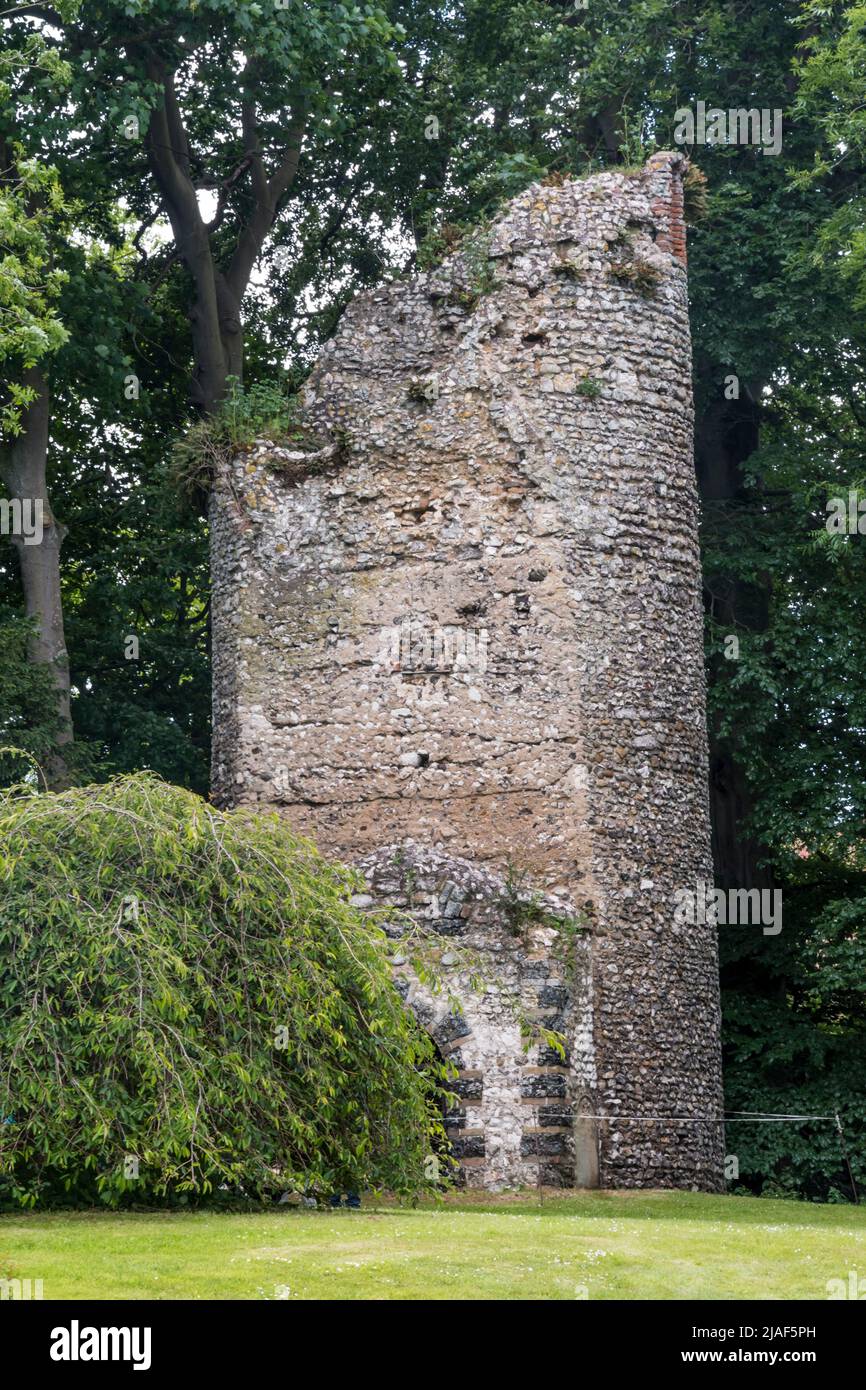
[354,842,594,1190]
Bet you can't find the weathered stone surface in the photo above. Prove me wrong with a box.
[210,152,724,1192]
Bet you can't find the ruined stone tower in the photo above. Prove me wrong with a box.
[211,152,725,1191]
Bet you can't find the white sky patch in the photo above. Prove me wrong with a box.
[197,188,219,224]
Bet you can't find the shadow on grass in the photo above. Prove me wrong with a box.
[366,1189,866,1229]
[3,1189,862,1231]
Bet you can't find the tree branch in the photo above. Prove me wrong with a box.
[162,68,193,184]
[240,60,269,209]
[0,5,64,21]
[224,72,308,301]
[142,58,226,410]
[143,62,204,255]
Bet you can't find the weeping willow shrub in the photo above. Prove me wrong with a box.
[0,774,450,1208]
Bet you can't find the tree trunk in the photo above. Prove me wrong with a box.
[1,366,73,785]
[183,252,244,414]
[216,272,243,390]
[696,387,773,892]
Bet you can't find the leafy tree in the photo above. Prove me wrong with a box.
[688,0,866,1195]
[1,2,202,785]
[0,18,80,780]
[47,0,406,415]
[792,1,866,309]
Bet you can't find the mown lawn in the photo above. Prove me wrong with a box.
[1,1190,863,1300]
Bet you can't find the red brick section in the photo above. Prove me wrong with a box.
[647,153,688,267]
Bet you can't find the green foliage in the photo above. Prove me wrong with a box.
[575,375,603,399]
[172,378,300,502]
[0,773,450,1208]
[416,221,471,272]
[497,860,546,939]
[416,219,498,308]
[791,2,866,307]
[706,425,866,1199]
[0,20,81,436]
[488,150,550,197]
[215,378,300,451]
[0,615,63,785]
[458,226,498,301]
[0,151,71,436]
[496,860,590,986]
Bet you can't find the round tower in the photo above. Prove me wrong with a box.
[211,153,724,1190]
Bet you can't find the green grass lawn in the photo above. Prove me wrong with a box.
[2,1190,863,1301]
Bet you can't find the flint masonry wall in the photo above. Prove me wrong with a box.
[211,152,725,1191]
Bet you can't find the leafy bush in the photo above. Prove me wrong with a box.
[214,377,300,450]
[0,773,449,1208]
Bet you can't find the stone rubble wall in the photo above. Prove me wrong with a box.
[210,152,725,1191]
